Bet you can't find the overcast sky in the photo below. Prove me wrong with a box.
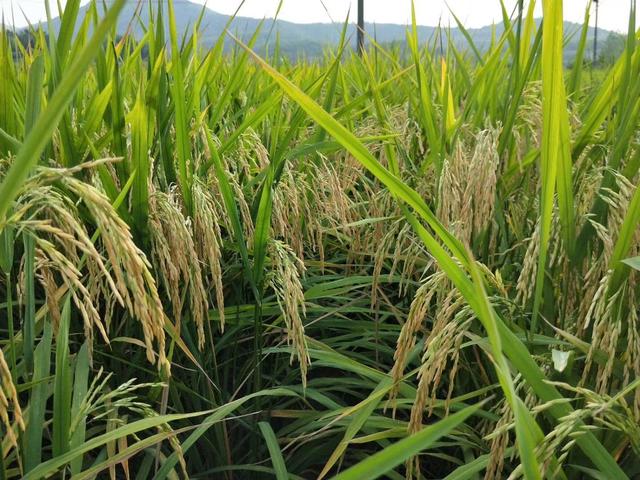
[0,0,637,32]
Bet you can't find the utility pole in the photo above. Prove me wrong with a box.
[593,0,600,64]
[357,0,365,55]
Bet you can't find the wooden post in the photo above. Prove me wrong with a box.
[593,0,600,64]
[357,0,365,55]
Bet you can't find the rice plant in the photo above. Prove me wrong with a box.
[0,0,639,478]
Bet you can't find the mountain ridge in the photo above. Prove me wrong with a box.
[29,1,621,60]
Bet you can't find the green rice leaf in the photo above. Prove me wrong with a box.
[330,403,482,480]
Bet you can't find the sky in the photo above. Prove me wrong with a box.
[0,0,638,32]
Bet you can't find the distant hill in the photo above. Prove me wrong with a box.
[33,0,622,61]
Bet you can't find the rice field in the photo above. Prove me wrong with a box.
[0,0,639,478]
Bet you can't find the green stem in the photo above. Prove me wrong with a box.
[6,273,16,376]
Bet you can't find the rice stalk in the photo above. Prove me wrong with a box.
[149,187,207,349]
[0,347,23,452]
[267,239,309,387]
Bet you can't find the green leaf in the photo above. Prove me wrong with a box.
[0,223,14,275]
[128,89,153,244]
[24,410,214,479]
[320,378,394,479]
[534,0,575,334]
[330,403,482,480]
[53,297,73,458]
[69,343,90,475]
[622,256,640,271]
[22,232,35,372]
[259,422,289,480]
[152,388,297,480]
[24,323,52,472]
[568,1,592,96]
[24,56,44,135]
[0,0,127,222]
[608,183,640,294]
[167,0,193,214]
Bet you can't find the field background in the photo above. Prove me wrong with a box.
[0,0,639,478]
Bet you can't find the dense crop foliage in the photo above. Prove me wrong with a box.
[0,0,639,478]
